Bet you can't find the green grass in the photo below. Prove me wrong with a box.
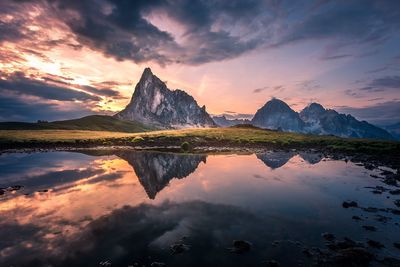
[0,130,138,143]
[0,125,398,154]
[0,115,155,133]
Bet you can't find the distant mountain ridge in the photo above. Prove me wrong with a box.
[215,98,393,140]
[382,122,400,140]
[212,115,250,127]
[299,103,393,139]
[115,68,216,128]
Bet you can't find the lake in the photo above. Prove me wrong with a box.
[0,150,399,266]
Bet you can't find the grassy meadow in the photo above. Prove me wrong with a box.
[0,125,399,155]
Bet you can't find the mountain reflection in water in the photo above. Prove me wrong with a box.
[116,151,207,199]
[0,150,399,267]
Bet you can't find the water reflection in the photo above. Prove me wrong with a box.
[0,150,399,266]
[256,151,324,169]
[298,152,324,165]
[117,151,207,199]
[256,151,296,169]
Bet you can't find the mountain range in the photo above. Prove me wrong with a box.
[212,98,393,140]
[117,68,393,140]
[0,68,394,140]
[250,99,393,140]
[382,122,400,140]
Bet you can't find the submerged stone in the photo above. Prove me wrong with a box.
[332,248,373,266]
[367,239,384,249]
[321,232,336,241]
[264,259,280,267]
[362,225,377,231]
[342,201,358,208]
[229,240,252,254]
[150,262,166,267]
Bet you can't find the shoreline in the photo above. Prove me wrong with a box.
[1,143,400,173]
[1,127,399,169]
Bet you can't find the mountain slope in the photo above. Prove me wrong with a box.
[115,68,216,128]
[0,115,154,133]
[251,98,305,132]
[300,103,393,140]
[212,115,250,127]
[382,122,400,140]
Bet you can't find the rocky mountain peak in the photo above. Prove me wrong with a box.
[115,68,216,128]
[142,67,153,77]
[300,102,326,121]
[299,101,393,139]
[251,98,305,132]
[306,103,325,113]
[262,98,293,113]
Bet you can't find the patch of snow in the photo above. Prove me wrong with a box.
[144,77,152,89]
[151,89,163,113]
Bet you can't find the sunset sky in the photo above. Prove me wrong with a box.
[0,0,399,125]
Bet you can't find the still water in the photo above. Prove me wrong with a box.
[0,150,399,266]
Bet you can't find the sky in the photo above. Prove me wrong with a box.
[0,0,399,125]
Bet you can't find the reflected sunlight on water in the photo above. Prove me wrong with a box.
[0,150,399,266]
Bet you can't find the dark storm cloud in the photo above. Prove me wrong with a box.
[0,18,26,43]
[36,73,124,98]
[278,0,400,46]
[46,0,268,65]
[79,85,123,98]
[3,0,400,65]
[0,72,100,101]
[336,101,400,125]
[0,94,93,122]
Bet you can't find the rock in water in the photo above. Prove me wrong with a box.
[115,68,216,129]
[229,240,252,254]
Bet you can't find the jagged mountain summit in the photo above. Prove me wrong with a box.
[300,103,394,140]
[115,68,216,128]
[250,98,393,140]
[251,98,305,132]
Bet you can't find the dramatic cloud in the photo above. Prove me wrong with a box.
[337,101,400,125]
[0,72,100,101]
[0,200,279,267]
[5,0,397,66]
[0,0,399,122]
[277,1,400,47]
[46,0,271,65]
[0,94,93,122]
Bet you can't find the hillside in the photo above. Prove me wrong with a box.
[0,115,155,133]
